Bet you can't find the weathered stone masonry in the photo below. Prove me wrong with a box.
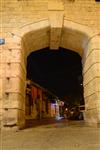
[0,0,100,129]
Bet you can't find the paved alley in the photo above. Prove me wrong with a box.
[1,120,100,150]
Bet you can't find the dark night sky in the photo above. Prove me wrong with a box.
[27,47,83,103]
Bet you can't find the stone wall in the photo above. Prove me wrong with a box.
[1,0,100,38]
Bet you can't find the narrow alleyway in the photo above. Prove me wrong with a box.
[1,119,100,150]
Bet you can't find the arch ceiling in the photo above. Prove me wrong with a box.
[18,18,96,58]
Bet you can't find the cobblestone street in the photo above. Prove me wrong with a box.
[1,120,100,150]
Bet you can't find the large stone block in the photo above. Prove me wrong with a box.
[2,49,25,66]
[5,77,26,95]
[0,108,2,128]
[86,35,100,57]
[0,63,6,78]
[84,77,100,97]
[60,19,89,55]
[2,108,25,129]
[48,0,64,11]
[21,19,49,37]
[95,92,100,123]
[83,49,100,73]
[5,62,26,81]
[85,93,96,110]
[25,35,49,56]
[4,37,21,50]
[97,107,100,123]
[49,12,63,49]
[21,19,50,55]
[3,93,25,110]
[0,78,3,99]
[84,91,100,124]
[84,108,98,125]
[85,92,100,110]
[3,108,18,126]
[83,63,100,85]
[17,109,25,129]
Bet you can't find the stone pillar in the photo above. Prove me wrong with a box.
[83,35,100,126]
[0,42,6,128]
[2,36,26,129]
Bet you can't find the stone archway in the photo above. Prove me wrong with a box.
[1,18,100,129]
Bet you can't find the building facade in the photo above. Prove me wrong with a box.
[25,80,57,120]
[0,0,100,129]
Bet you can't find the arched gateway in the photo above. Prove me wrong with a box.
[1,17,100,129]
